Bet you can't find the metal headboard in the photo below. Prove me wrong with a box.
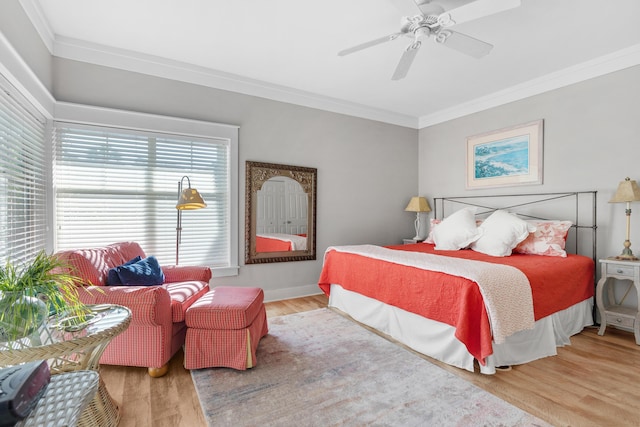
[433,191,598,265]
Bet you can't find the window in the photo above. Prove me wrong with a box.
[52,105,238,275]
[0,74,47,265]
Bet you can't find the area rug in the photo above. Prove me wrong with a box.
[191,308,550,427]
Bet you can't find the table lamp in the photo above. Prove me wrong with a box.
[609,177,640,260]
[176,176,207,264]
[405,196,431,240]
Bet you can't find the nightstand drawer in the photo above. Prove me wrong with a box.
[605,312,636,329]
[605,264,636,278]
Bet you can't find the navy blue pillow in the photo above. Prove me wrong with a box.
[106,256,142,286]
[115,256,165,286]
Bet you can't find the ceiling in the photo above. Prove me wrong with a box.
[22,0,640,128]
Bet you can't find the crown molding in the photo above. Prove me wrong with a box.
[418,43,640,128]
[19,0,418,128]
[53,36,420,129]
[18,0,54,53]
[17,0,640,130]
[0,28,55,118]
[48,36,640,131]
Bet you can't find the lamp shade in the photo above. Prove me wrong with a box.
[405,196,431,213]
[176,188,207,210]
[609,177,640,203]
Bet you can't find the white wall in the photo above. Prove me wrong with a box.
[419,65,640,308]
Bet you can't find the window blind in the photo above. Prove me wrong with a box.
[52,121,231,267]
[0,74,47,265]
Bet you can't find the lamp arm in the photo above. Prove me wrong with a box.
[176,179,183,265]
[180,175,191,189]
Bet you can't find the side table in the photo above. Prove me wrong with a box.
[595,258,640,344]
[0,304,131,427]
[16,370,99,427]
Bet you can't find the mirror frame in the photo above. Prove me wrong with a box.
[245,161,317,264]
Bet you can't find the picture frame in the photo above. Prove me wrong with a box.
[466,119,543,189]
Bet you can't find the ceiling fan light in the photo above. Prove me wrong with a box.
[414,26,431,39]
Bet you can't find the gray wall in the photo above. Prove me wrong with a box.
[419,65,640,260]
[419,65,640,307]
[0,0,52,91]
[51,59,419,300]
[6,0,640,306]
[1,0,419,300]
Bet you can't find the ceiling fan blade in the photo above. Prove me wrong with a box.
[436,30,493,58]
[338,33,402,56]
[387,0,423,16]
[415,1,444,17]
[391,43,421,80]
[439,0,520,27]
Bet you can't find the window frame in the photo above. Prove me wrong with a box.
[53,102,239,277]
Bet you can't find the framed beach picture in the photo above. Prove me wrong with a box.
[466,119,543,189]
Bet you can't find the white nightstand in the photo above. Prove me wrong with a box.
[595,258,640,345]
[403,238,424,244]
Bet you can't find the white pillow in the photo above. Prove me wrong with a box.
[432,207,482,250]
[424,218,441,244]
[471,210,536,257]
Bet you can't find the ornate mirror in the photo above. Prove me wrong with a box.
[245,161,317,264]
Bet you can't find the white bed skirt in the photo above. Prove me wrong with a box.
[328,284,593,375]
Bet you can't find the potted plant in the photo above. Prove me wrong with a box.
[0,250,87,342]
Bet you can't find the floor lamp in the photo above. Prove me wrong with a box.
[176,176,207,265]
[610,177,640,261]
[405,196,431,241]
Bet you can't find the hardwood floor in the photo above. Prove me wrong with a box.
[99,294,328,427]
[428,326,640,426]
[101,294,640,426]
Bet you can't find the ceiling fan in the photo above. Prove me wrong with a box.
[338,0,521,80]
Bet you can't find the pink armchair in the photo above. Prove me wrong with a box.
[55,242,211,377]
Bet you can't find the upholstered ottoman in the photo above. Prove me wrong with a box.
[184,286,268,370]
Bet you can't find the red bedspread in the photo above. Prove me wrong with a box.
[318,243,594,365]
[256,236,292,252]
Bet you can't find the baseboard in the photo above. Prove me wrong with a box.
[263,284,322,303]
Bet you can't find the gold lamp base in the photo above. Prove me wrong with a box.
[614,242,639,261]
[614,254,640,261]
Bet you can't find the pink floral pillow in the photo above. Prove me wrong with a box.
[514,220,572,257]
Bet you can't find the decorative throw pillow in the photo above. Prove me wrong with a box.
[425,218,483,244]
[114,256,165,286]
[471,210,536,257]
[514,220,572,257]
[432,207,482,250]
[424,218,441,244]
[106,256,142,286]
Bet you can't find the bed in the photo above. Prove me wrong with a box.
[256,233,307,252]
[318,192,597,374]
